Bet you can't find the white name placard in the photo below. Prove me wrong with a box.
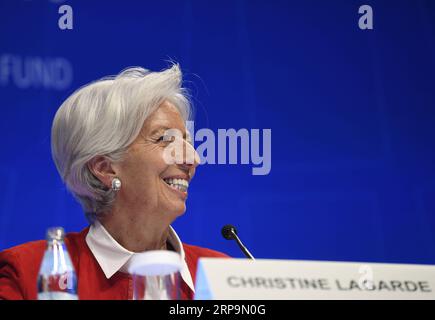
[194,258,435,300]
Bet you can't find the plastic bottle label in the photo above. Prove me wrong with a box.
[37,292,78,300]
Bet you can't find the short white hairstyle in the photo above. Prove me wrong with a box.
[51,64,191,222]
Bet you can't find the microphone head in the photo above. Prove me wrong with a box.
[221,224,237,240]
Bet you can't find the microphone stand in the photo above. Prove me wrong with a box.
[229,229,255,260]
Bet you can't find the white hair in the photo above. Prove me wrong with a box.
[51,64,191,222]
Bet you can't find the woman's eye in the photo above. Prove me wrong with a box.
[157,135,174,143]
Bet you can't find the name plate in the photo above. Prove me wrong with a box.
[194,258,435,300]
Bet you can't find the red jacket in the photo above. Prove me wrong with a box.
[0,227,228,300]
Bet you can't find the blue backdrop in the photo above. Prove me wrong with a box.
[1,0,434,264]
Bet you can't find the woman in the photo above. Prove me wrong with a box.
[0,64,228,300]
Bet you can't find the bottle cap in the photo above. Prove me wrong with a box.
[46,227,65,241]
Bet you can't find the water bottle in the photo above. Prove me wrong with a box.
[37,227,78,300]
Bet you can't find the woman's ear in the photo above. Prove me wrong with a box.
[87,156,117,189]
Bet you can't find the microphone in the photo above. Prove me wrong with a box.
[221,224,255,260]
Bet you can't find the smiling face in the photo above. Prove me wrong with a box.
[111,100,199,223]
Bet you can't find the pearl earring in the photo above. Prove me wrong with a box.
[111,178,122,191]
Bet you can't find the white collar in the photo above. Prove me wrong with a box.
[85,220,195,292]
